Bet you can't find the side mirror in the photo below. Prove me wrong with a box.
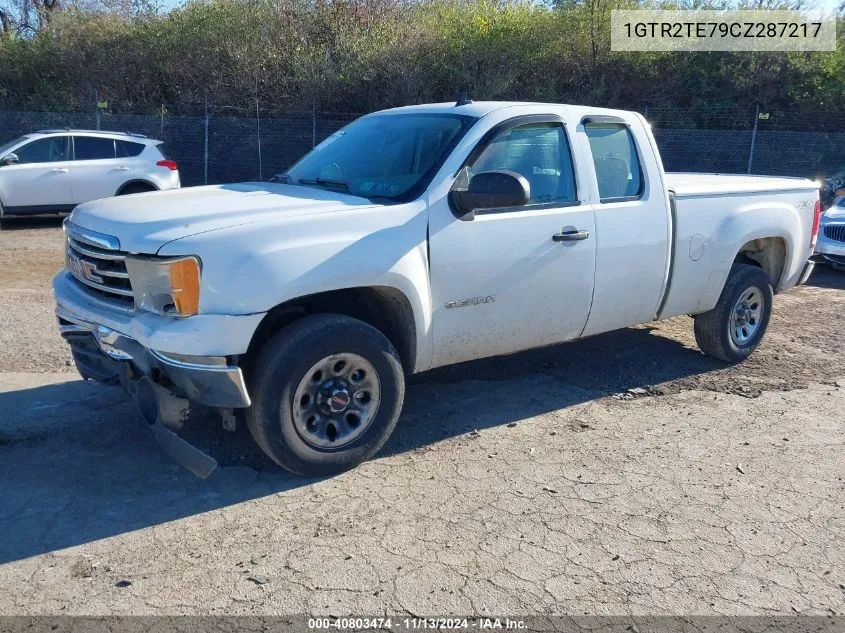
[450,169,530,219]
[0,153,19,166]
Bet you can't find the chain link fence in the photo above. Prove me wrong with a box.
[646,106,845,182]
[0,107,359,187]
[1,105,843,187]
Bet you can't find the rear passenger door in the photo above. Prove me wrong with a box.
[578,116,672,336]
[69,135,132,203]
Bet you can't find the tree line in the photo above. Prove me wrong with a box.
[0,0,843,124]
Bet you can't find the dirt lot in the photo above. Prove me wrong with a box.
[1,218,844,616]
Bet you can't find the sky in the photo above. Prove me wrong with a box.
[816,0,840,12]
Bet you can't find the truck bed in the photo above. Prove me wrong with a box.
[667,173,818,198]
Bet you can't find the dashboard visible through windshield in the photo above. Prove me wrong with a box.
[282,113,476,202]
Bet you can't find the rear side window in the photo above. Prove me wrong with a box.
[584,124,643,202]
[73,136,116,160]
[470,122,577,206]
[15,137,68,163]
[117,140,145,157]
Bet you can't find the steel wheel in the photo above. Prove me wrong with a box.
[730,285,764,345]
[291,352,381,450]
[694,264,773,363]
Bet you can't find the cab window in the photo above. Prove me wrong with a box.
[470,122,577,206]
[584,124,643,202]
[14,137,69,164]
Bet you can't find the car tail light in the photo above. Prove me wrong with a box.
[810,199,821,249]
[156,159,178,171]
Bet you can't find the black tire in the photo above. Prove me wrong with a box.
[693,263,773,363]
[245,314,405,476]
[118,183,156,196]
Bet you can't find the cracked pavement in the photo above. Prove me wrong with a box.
[0,219,844,616]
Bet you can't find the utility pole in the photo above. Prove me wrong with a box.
[256,97,263,181]
[203,94,209,185]
[747,104,760,175]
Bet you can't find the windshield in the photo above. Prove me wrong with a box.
[0,136,26,158]
[284,113,476,202]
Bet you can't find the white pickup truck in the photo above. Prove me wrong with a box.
[54,100,821,477]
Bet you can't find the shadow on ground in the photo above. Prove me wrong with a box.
[0,215,66,231]
[0,325,723,565]
[805,264,845,290]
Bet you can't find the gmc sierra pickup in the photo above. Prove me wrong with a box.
[54,100,821,477]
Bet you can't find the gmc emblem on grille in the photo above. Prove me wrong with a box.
[67,252,104,284]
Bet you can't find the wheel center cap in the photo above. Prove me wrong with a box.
[735,305,750,325]
[328,390,350,413]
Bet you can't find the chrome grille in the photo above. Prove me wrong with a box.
[823,224,845,243]
[65,224,135,310]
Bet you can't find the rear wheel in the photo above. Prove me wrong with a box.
[693,263,773,363]
[118,183,156,196]
[246,314,405,476]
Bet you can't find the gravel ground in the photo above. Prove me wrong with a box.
[1,217,844,616]
[0,218,72,373]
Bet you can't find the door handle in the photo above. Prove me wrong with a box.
[115,166,131,171]
[50,168,69,174]
[552,229,590,242]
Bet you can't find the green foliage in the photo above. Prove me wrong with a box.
[0,0,842,119]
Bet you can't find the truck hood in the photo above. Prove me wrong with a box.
[69,183,377,254]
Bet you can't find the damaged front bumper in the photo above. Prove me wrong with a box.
[57,308,252,478]
[53,271,265,477]
[57,308,251,409]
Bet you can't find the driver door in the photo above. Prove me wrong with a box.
[429,116,597,366]
[0,135,73,211]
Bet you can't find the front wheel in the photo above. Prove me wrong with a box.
[246,314,405,476]
[693,263,774,363]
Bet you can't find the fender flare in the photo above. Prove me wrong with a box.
[256,275,432,373]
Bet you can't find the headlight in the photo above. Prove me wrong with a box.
[125,256,201,317]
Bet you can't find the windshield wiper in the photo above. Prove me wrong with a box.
[297,177,350,192]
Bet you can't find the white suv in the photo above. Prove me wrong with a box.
[0,129,180,226]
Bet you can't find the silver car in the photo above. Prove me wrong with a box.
[816,197,845,270]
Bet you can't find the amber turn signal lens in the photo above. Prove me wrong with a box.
[168,257,201,316]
